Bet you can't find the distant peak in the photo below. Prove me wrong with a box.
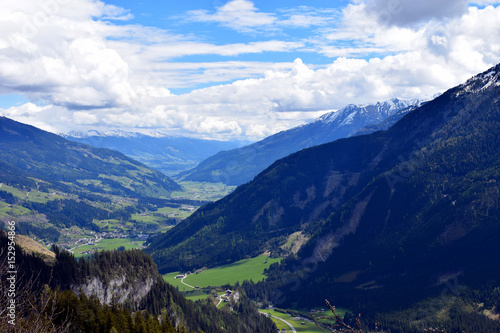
[63,130,162,139]
[318,98,421,124]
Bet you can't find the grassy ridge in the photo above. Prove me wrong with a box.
[15,234,56,262]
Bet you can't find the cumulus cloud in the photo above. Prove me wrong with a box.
[73,111,99,125]
[1,0,137,109]
[0,103,66,133]
[0,0,304,111]
[152,5,500,139]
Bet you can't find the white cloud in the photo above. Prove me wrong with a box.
[184,1,339,33]
[0,103,65,133]
[144,5,499,139]
[73,111,99,125]
[1,0,137,109]
[190,117,243,136]
[185,0,276,33]
[0,0,304,111]
[276,6,341,28]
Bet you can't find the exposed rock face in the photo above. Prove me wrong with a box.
[69,251,161,309]
[74,275,155,308]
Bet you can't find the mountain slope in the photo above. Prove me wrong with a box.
[177,98,421,185]
[0,116,181,197]
[0,232,276,333]
[64,131,248,176]
[273,72,500,309]
[147,60,500,301]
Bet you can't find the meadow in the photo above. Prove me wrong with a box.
[259,308,324,333]
[171,181,236,202]
[163,254,281,291]
[72,238,144,257]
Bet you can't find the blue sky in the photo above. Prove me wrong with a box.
[1,0,500,140]
[102,0,348,81]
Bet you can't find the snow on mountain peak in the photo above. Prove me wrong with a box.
[62,127,182,139]
[318,98,420,125]
[457,64,500,96]
[64,130,145,139]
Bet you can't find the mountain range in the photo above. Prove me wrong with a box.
[63,130,249,177]
[147,64,500,326]
[177,98,422,186]
[0,116,181,198]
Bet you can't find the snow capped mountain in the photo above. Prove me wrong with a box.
[318,98,421,126]
[456,63,500,96]
[63,129,148,139]
[179,98,423,185]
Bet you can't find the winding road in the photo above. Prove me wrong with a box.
[259,312,297,333]
[180,275,195,289]
[216,295,224,307]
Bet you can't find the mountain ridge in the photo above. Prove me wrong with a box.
[177,98,422,185]
[0,116,182,197]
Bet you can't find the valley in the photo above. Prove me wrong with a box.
[0,179,234,256]
[163,254,337,332]
[64,131,249,177]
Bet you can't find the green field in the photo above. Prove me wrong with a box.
[182,290,212,302]
[259,309,324,333]
[72,238,144,257]
[93,219,122,231]
[0,183,65,204]
[131,213,163,224]
[171,181,236,202]
[155,206,194,220]
[313,306,350,321]
[163,255,281,290]
[0,202,32,217]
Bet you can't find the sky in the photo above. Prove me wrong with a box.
[1,0,500,141]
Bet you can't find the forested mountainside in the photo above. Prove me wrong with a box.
[147,62,500,287]
[0,116,181,198]
[64,131,248,176]
[147,63,500,332]
[0,231,276,333]
[177,98,420,186]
